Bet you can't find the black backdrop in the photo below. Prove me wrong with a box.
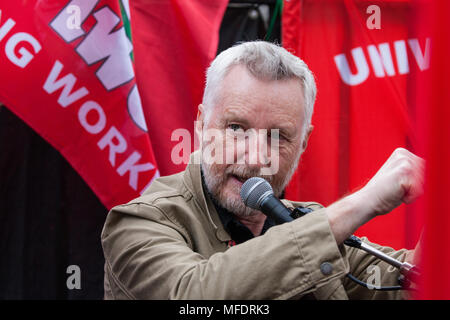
[0,0,280,299]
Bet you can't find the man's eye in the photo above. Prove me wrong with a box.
[228,124,243,131]
[268,130,282,140]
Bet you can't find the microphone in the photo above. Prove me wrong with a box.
[240,177,293,225]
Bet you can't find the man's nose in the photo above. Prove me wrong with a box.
[245,129,270,167]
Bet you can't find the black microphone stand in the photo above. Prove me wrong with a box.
[291,206,420,291]
[344,235,420,291]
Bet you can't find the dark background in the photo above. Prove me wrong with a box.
[0,0,281,299]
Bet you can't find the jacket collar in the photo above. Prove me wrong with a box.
[182,151,232,242]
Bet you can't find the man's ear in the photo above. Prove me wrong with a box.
[302,125,314,151]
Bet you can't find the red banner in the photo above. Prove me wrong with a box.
[283,0,429,249]
[130,0,228,176]
[413,0,450,300]
[0,1,159,209]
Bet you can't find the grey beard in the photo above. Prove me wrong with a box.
[201,165,258,217]
[200,154,302,218]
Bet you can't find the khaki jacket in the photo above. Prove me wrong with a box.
[101,152,410,300]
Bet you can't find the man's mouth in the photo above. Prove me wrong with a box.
[230,174,272,185]
[230,174,248,183]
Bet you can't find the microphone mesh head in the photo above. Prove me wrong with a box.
[240,177,273,210]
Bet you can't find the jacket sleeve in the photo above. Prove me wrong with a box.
[343,237,413,299]
[101,202,351,299]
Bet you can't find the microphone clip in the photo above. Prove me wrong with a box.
[290,206,313,220]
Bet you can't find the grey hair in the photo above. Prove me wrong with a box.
[202,41,317,138]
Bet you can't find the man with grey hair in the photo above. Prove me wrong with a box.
[101,41,423,299]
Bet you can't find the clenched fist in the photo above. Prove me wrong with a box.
[361,147,425,217]
[327,147,425,245]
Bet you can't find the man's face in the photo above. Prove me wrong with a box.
[199,65,310,217]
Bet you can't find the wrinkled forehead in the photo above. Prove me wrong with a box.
[212,65,306,129]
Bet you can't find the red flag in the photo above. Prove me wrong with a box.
[282,0,427,249]
[0,1,159,209]
[414,0,450,299]
[130,0,228,176]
